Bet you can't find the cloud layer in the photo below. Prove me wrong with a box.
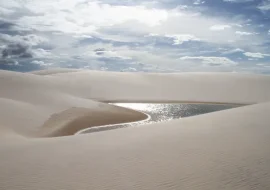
[0,0,269,73]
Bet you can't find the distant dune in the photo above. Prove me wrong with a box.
[0,69,270,190]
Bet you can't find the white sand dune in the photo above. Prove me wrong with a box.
[0,69,270,190]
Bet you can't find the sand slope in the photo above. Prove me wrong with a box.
[0,70,148,137]
[32,70,270,104]
[0,69,270,190]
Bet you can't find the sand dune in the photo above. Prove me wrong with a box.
[0,69,270,190]
[33,69,270,104]
[39,106,147,137]
[0,70,147,137]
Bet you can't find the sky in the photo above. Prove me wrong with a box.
[0,0,269,73]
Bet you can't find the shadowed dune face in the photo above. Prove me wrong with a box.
[39,107,147,137]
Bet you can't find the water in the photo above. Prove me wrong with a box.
[78,103,241,134]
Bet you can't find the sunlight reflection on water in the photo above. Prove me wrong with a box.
[115,103,241,122]
[78,103,241,134]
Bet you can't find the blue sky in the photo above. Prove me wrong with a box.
[0,0,269,73]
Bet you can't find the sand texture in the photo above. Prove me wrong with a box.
[0,69,270,190]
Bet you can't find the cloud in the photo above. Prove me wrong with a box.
[97,50,132,60]
[0,58,19,65]
[243,52,270,58]
[121,67,137,72]
[94,48,106,55]
[0,0,21,8]
[193,0,205,5]
[0,32,52,69]
[32,48,52,58]
[167,34,200,45]
[0,7,14,16]
[2,0,259,46]
[78,46,132,60]
[149,34,200,45]
[210,25,231,31]
[17,0,170,34]
[31,60,53,66]
[258,1,270,11]
[1,43,32,59]
[0,34,47,46]
[0,20,16,33]
[179,56,237,66]
[223,0,254,2]
[222,48,244,54]
[0,0,269,73]
[235,31,255,35]
[138,11,261,46]
[31,60,44,65]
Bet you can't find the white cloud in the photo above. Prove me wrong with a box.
[97,50,132,60]
[0,0,261,54]
[0,0,21,8]
[1,0,257,47]
[0,34,47,46]
[31,60,44,65]
[222,48,244,54]
[147,33,201,46]
[235,31,254,35]
[179,56,237,65]
[18,0,170,34]
[243,52,270,58]
[148,33,200,45]
[210,25,231,31]
[73,34,93,39]
[32,48,52,58]
[258,1,270,11]
[0,7,14,15]
[149,33,199,42]
[162,34,200,45]
[31,60,53,66]
[193,0,205,5]
[143,12,261,46]
[78,45,132,60]
[0,0,267,73]
[121,67,137,72]
[223,0,254,2]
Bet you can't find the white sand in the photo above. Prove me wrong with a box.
[0,69,270,190]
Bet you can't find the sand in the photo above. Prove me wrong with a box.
[0,69,270,190]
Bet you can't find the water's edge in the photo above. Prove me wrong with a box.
[76,103,242,135]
